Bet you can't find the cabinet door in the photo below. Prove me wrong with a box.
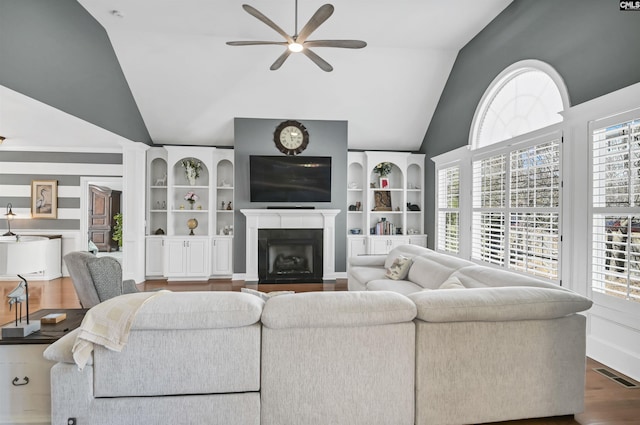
[212,238,233,275]
[347,236,367,258]
[409,235,427,248]
[186,239,209,277]
[145,237,164,277]
[164,239,186,276]
[369,238,391,255]
[388,236,410,251]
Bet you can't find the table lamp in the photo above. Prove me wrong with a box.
[0,236,47,338]
[3,203,16,236]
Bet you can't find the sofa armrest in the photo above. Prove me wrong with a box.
[408,287,592,323]
[348,255,387,267]
[123,279,138,294]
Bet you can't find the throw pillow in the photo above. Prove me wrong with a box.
[241,287,294,301]
[385,255,413,280]
[438,275,466,290]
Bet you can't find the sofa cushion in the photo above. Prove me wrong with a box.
[438,275,465,290]
[349,266,387,285]
[407,254,474,290]
[367,279,424,296]
[384,244,432,269]
[409,286,593,322]
[451,265,562,290]
[385,255,413,280]
[261,291,417,329]
[131,292,264,330]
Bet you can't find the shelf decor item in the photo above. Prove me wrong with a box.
[187,218,198,236]
[184,191,199,209]
[181,159,202,185]
[374,162,392,189]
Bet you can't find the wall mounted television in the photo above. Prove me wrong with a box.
[250,156,332,202]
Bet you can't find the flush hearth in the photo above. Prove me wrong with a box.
[258,229,323,283]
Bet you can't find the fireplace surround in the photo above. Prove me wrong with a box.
[241,209,340,282]
[258,229,323,283]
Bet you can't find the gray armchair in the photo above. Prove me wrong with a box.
[64,251,138,308]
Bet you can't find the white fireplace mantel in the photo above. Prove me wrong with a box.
[241,209,341,281]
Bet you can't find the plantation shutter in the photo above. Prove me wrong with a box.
[437,166,460,253]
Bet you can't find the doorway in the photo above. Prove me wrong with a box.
[80,177,123,257]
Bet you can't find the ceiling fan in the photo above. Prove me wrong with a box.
[226,1,366,72]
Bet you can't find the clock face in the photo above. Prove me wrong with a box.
[274,120,309,155]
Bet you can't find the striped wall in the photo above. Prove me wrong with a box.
[0,150,123,232]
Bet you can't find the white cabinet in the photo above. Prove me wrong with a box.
[145,237,164,277]
[369,236,410,255]
[163,237,210,279]
[408,235,428,248]
[212,237,233,276]
[0,344,53,425]
[347,236,368,258]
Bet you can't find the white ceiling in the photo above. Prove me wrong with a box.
[1,0,512,151]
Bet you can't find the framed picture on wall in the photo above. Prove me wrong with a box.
[31,180,58,219]
[373,190,392,211]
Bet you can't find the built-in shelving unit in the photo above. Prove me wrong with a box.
[145,146,234,279]
[346,151,427,257]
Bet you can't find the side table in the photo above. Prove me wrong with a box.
[0,309,87,425]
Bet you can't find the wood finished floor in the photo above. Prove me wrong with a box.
[1,277,639,424]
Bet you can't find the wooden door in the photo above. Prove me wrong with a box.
[88,185,121,252]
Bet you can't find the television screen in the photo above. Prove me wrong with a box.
[250,156,332,202]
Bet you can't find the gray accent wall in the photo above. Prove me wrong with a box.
[0,151,123,231]
[420,0,640,247]
[0,0,151,144]
[233,118,348,274]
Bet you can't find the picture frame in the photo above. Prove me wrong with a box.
[31,180,58,219]
[373,190,392,211]
[379,177,390,189]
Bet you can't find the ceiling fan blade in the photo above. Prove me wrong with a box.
[270,50,292,71]
[304,40,367,49]
[302,48,333,72]
[227,41,288,46]
[242,4,293,43]
[297,4,334,43]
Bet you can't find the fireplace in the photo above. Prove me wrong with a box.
[258,229,323,283]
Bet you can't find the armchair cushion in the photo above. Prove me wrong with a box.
[87,257,127,301]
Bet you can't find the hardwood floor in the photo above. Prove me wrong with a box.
[1,277,639,424]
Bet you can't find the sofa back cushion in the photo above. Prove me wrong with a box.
[451,265,563,290]
[407,253,475,289]
[384,244,432,269]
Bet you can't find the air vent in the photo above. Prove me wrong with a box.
[593,368,640,389]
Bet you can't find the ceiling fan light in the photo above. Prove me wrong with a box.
[288,42,304,53]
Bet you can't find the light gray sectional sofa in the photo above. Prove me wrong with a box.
[348,244,594,424]
[44,245,592,425]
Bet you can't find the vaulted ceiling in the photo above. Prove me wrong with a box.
[0,0,512,151]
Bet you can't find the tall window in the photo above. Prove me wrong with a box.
[437,165,460,253]
[471,139,561,280]
[592,116,640,303]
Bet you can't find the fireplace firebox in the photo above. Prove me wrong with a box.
[258,229,323,283]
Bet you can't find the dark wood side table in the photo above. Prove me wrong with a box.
[0,309,88,424]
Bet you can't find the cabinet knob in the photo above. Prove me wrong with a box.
[12,376,29,386]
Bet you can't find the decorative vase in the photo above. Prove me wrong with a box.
[188,176,196,186]
[188,200,195,209]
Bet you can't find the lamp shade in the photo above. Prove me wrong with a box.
[0,236,48,275]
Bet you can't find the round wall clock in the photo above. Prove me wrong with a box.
[274,120,309,155]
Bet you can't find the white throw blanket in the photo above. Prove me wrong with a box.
[72,291,166,370]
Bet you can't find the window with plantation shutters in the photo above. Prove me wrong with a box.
[437,166,460,253]
[472,139,561,280]
[592,117,640,303]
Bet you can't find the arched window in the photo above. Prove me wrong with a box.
[470,60,569,149]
